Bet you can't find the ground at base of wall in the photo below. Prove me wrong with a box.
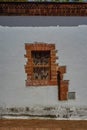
[0,119,87,130]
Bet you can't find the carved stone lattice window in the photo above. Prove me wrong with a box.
[32,51,50,80]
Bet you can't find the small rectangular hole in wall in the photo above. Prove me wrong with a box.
[68,92,76,100]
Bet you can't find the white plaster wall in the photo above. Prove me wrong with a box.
[0,26,87,107]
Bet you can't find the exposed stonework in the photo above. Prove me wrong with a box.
[0,2,87,16]
[24,43,69,100]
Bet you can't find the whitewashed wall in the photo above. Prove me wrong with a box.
[0,26,87,107]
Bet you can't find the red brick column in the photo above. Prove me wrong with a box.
[58,66,69,100]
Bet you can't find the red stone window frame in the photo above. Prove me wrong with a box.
[24,43,58,86]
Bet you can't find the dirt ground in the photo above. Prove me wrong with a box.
[0,119,87,130]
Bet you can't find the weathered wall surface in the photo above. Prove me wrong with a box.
[0,2,87,16]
